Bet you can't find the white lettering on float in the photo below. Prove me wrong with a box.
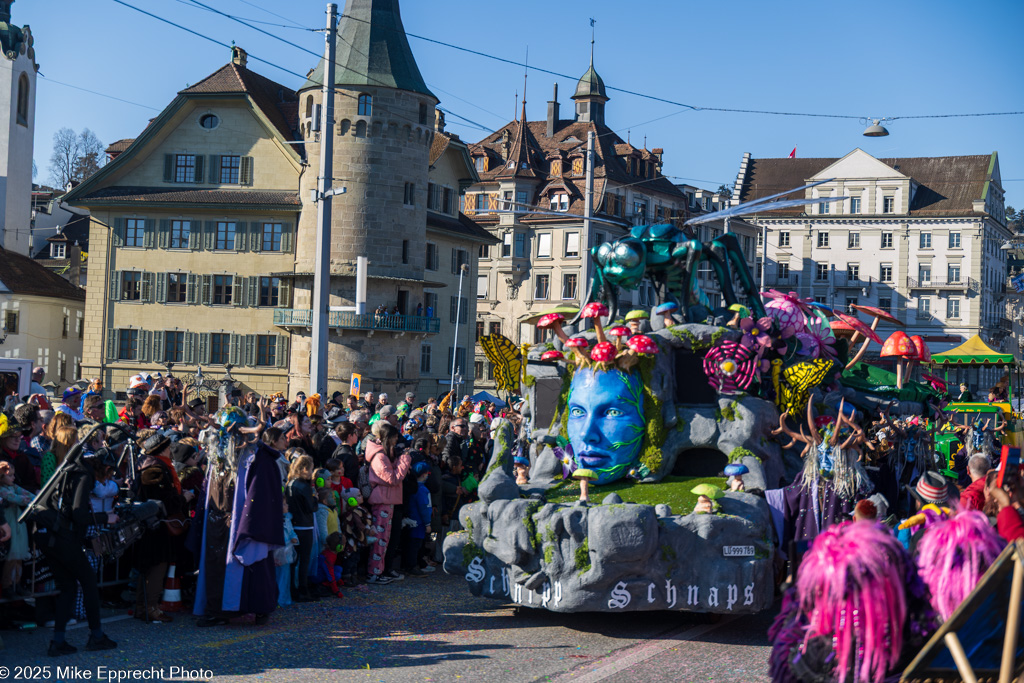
[466,556,485,583]
[687,584,699,606]
[608,581,631,609]
[665,580,678,609]
[542,582,551,606]
[726,584,738,611]
[554,581,563,604]
[512,582,523,603]
[647,583,656,604]
[744,583,754,606]
[708,587,719,607]
[489,575,497,594]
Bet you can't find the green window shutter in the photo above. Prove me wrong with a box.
[203,221,216,251]
[229,333,242,366]
[194,154,205,184]
[138,330,152,363]
[198,332,211,365]
[184,332,196,364]
[109,270,121,301]
[152,330,165,363]
[247,276,259,307]
[209,155,221,184]
[155,272,167,303]
[106,328,117,361]
[112,217,124,247]
[163,154,173,182]
[250,221,262,251]
[276,334,289,368]
[281,222,294,253]
[188,219,201,250]
[244,334,256,366]
[158,219,170,248]
[142,219,155,249]
[201,274,212,305]
[235,222,248,253]
[186,273,199,304]
[141,271,155,302]
[241,156,254,185]
[279,278,292,308]
[232,276,244,307]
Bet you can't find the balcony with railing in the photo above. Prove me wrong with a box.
[273,309,440,334]
[998,317,1013,333]
[905,276,978,292]
[763,273,799,288]
[833,272,877,289]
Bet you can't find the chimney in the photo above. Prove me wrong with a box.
[69,242,81,286]
[231,46,248,68]
[546,83,559,137]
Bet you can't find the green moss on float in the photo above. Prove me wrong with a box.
[729,447,757,463]
[660,543,677,563]
[545,475,728,511]
[523,500,543,550]
[543,545,554,565]
[523,374,536,388]
[574,537,591,573]
[638,354,666,474]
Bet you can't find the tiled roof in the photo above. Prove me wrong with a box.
[105,138,134,155]
[181,63,298,140]
[428,132,450,166]
[427,211,498,243]
[77,186,301,207]
[737,154,995,217]
[0,248,85,301]
[471,118,685,200]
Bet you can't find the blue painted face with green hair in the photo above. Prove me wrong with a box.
[566,367,645,485]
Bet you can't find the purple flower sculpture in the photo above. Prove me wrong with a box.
[739,316,774,354]
[703,340,758,393]
[553,445,576,480]
[796,314,838,360]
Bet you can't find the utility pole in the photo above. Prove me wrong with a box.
[582,130,595,314]
[310,3,337,398]
[759,223,767,293]
[449,263,468,399]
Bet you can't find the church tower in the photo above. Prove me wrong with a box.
[571,54,608,126]
[0,0,36,255]
[292,0,438,393]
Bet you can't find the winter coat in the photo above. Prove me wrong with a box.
[366,440,411,505]
[407,483,431,539]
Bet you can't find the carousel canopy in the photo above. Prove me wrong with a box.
[929,334,1015,367]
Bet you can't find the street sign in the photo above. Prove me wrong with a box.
[350,373,361,397]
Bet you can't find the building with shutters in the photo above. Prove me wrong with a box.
[465,56,691,389]
[64,47,301,395]
[65,0,490,400]
[738,148,1013,390]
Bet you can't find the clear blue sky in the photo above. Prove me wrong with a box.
[21,0,1024,209]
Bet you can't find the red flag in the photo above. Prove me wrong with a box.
[788,147,796,159]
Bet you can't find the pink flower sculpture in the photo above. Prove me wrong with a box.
[763,290,813,335]
[796,313,838,360]
[703,341,757,393]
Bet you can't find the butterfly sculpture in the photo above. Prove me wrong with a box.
[772,358,837,415]
[479,333,523,394]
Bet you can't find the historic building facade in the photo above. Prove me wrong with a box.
[739,148,1012,389]
[0,0,36,255]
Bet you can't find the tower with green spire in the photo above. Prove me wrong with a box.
[572,42,608,126]
[292,0,439,392]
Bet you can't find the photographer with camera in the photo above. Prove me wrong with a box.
[30,436,119,656]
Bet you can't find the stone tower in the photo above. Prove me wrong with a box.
[0,0,36,255]
[292,0,439,395]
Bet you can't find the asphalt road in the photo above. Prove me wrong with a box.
[0,572,773,682]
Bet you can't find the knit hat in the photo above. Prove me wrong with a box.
[413,461,431,476]
[62,386,82,401]
[907,472,950,506]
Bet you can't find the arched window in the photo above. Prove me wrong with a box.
[357,93,372,116]
[16,73,29,126]
[305,95,313,119]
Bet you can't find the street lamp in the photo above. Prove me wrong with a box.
[862,118,890,137]
[449,263,469,399]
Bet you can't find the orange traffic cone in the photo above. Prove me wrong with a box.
[159,564,183,613]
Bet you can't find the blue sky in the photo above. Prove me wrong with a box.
[21,0,1024,209]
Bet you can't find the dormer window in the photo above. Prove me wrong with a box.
[50,242,66,259]
[475,156,486,172]
[571,158,584,176]
[550,192,569,212]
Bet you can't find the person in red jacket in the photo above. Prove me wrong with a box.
[959,454,991,511]
[986,469,1024,543]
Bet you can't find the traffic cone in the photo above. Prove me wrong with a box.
[159,564,183,612]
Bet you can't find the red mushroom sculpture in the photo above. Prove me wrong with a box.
[906,335,930,382]
[540,350,565,362]
[626,335,659,355]
[537,312,570,344]
[838,312,883,370]
[880,330,915,389]
[563,337,590,362]
[589,341,617,367]
[607,326,632,351]
[581,302,610,343]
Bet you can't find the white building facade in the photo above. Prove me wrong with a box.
[737,148,1012,391]
[0,1,36,255]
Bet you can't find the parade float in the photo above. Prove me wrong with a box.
[442,181,1013,615]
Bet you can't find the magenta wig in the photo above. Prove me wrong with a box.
[796,521,909,683]
[915,510,1004,621]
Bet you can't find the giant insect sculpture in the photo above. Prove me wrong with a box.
[558,179,847,324]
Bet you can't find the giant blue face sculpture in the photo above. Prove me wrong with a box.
[566,367,645,485]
